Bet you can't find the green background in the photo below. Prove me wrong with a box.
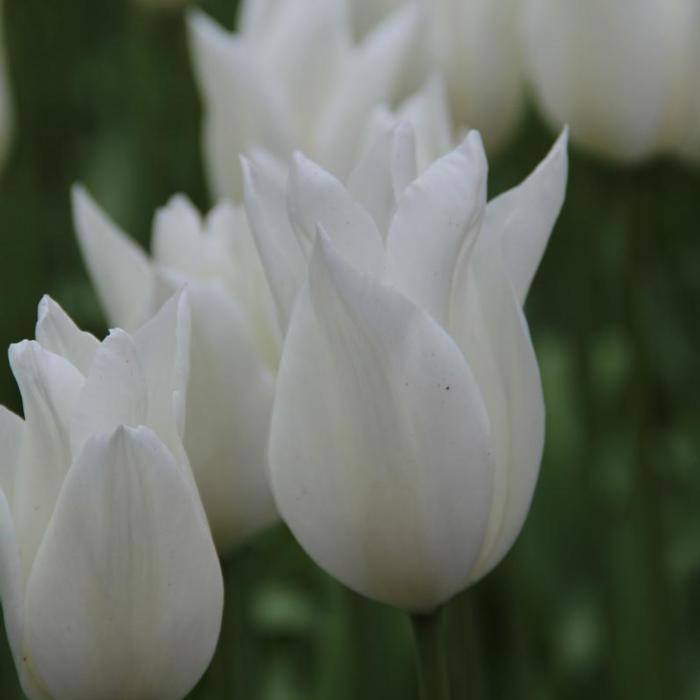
[0,1,699,698]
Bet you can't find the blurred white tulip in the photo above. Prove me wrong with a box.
[522,0,700,163]
[349,0,526,152]
[243,125,568,611]
[188,0,420,201]
[0,295,223,700]
[72,187,279,552]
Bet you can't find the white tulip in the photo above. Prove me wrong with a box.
[0,295,223,700]
[348,0,526,152]
[243,125,568,611]
[188,0,420,201]
[72,187,279,553]
[522,0,700,163]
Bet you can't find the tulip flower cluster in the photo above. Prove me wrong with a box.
[0,0,581,696]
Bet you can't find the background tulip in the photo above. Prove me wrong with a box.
[0,295,223,700]
[244,126,568,611]
[188,0,419,201]
[521,0,700,163]
[348,0,526,153]
[72,187,279,552]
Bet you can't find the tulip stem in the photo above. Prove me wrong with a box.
[411,608,450,700]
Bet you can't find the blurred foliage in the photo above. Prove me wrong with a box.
[0,1,699,698]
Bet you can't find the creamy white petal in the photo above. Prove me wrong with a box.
[70,330,148,457]
[0,405,23,509]
[257,0,348,142]
[484,129,568,305]
[270,236,493,612]
[35,296,99,376]
[132,292,191,449]
[521,0,688,162]
[24,426,223,700]
[238,0,276,38]
[242,156,306,332]
[314,2,420,178]
[431,0,524,151]
[182,282,277,552]
[347,121,416,235]
[71,186,154,332]
[9,341,83,583]
[288,152,385,277]
[188,10,294,200]
[0,489,45,700]
[396,73,454,173]
[449,229,545,580]
[387,132,487,327]
[152,195,205,278]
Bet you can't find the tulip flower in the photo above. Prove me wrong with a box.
[0,295,223,700]
[72,187,279,552]
[521,0,700,163]
[188,0,420,201]
[348,0,526,152]
[244,125,568,611]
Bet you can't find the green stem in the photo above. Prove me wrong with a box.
[411,608,450,700]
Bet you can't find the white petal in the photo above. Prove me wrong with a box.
[521,0,687,161]
[314,2,421,177]
[256,0,349,141]
[0,406,23,510]
[187,10,294,201]
[132,292,191,451]
[35,296,99,376]
[484,129,568,305]
[238,0,276,38]
[71,186,154,332]
[431,0,524,151]
[9,341,84,583]
[396,73,454,173]
[270,236,493,612]
[242,156,306,332]
[347,121,417,235]
[288,152,385,277]
[387,132,487,327]
[152,195,205,278]
[70,330,148,457]
[449,227,545,580]
[182,283,277,552]
[0,489,44,700]
[24,426,223,700]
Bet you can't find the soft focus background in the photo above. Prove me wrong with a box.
[1,1,699,699]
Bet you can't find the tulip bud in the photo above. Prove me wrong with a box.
[521,0,700,163]
[0,295,223,699]
[187,0,420,201]
[244,125,568,611]
[72,187,279,553]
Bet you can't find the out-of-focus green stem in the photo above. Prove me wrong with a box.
[411,608,450,700]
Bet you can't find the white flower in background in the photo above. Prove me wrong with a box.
[72,187,279,553]
[521,0,700,163]
[0,295,223,700]
[362,73,455,176]
[0,0,13,171]
[188,0,420,201]
[348,0,526,153]
[243,125,568,611]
